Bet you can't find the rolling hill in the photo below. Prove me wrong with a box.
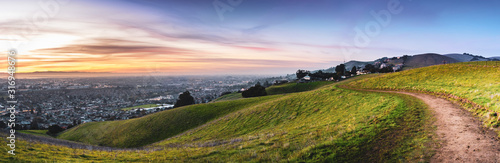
[58,94,283,148]
[346,61,500,129]
[3,78,435,162]
[213,81,334,102]
[6,62,500,162]
[316,53,495,73]
[445,53,474,62]
[403,53,459,69]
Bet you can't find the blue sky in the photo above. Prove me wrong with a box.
[1,0,499,74]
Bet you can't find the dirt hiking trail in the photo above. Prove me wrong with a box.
[396,91,500,163]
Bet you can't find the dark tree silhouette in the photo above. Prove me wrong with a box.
[174,91,195,108]
[351,66,357,75]
[296,69,310,79]
[364,64,378,73]
[47,125,64,136]
[242,84,267,98]
[335,64,346,76]
[379,66,394,73]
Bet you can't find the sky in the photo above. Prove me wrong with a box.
[1,0,500,75]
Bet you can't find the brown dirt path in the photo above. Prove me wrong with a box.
[394,91,500,163]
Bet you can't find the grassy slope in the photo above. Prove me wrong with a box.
[211,92,243,102]
[266,81,334,95]
[4,78,434,162]
[213,81,335,102]
[18,130,50,137]
[346,61,500,128]
[58,95,283,148]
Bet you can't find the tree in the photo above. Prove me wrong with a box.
[174,91,195,108]
[47,125,64,136]
[379,66,394,73]
[351,66,357,75]
[242,84,267,98]
[296,69,310,79]
[364,64,378,73]
[335,64,346,76]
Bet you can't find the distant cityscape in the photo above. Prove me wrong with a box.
[0,75,283,129]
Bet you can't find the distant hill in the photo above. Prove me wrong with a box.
[445,53,495,62]
[445,53,474,62]
[344,60,375,70]
[490,56,500,61]
[313,61,374,74]
[308,53,494,78]
[403,53,459,69]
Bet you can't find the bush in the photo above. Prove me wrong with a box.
[242,85,267,98]
[174,91,195,108]
[47,125,65,136]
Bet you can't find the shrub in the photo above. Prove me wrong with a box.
[242,85,267,98]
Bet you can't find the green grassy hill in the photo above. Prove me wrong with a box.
[213,81,334,102]
[211,92,243,102]
[266,81,334,95]
[58,95,283,148]
[346,61,500,129]
[18,130,50,137]
[3,77,434,162]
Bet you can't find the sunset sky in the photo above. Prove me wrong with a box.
[1,0,500,75]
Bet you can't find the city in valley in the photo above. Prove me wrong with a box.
[0,74,286,130]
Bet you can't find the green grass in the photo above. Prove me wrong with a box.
[120,104,159,111]
[345,61,500,128]
[58,95,283,148]
[4,77,435,162]
[266,81,334,95]
[213,81,334,102]
[211,92,243,102]
[18,130,50,137]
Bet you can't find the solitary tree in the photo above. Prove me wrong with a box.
[351,66,357,75]
[296,69,310,79]
[242,84,267,98]
[335,64,346,76]
[174,91,195,108]
[47,125,64,136]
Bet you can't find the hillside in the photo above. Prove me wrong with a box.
[58,95,282,148]
[265,81,334,95]
[213,81,334,102]
[3,77,434,162]
[344,60,375,70]
[346,61,500,129]
[211,92,243,102]
[445,53,474,62]
[404,53,459,69]
[314,61,374,73]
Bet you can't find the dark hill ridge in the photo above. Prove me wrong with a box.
[314,53,495,73]
[445,53,474,62]
[404,53,459,69]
